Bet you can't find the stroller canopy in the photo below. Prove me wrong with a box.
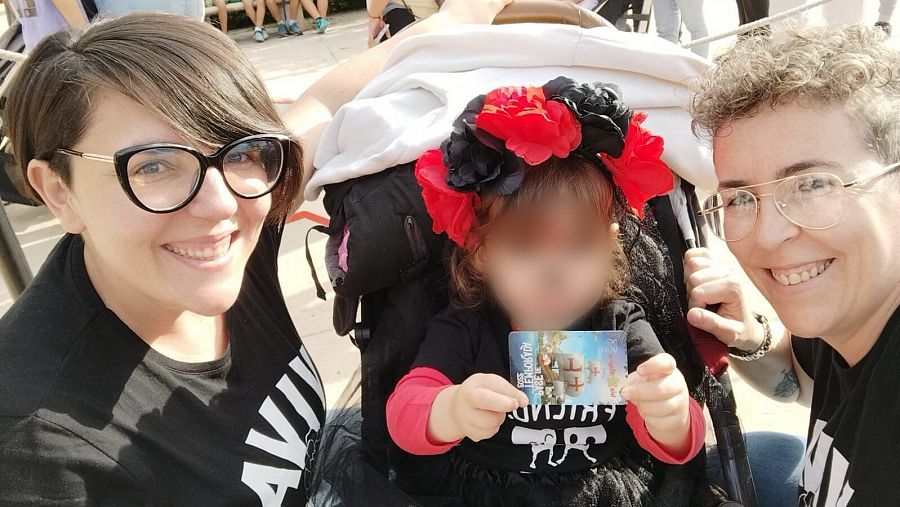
[305,22,716,201]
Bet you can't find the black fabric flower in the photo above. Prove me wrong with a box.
[543,76,633,159]
[442,95,525,196]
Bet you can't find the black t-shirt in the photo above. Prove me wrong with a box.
[411,300,663,474]
[791,307,900,507]
[0,225,326,506]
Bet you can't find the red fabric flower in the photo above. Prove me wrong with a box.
[475,86,581,166]
[415,149,480,248]
[600,113,674,219]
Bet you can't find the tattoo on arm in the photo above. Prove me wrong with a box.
[773,369,800,398]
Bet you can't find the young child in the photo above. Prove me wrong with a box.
[385,78,706,505]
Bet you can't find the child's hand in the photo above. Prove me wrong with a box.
[428,373,528,444]
[619,353,692,455]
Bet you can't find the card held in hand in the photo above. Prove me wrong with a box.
[509,331,628,406]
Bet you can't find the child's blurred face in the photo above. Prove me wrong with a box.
[481,198,619,331]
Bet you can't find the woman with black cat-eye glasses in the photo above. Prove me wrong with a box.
[57,134,290,213]
[0,2,512,504]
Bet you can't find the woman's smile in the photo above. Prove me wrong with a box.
[769,258,834,287]
[161,230,239,268]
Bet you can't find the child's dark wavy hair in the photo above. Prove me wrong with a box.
[448,156,628,309]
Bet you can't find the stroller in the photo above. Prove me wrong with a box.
[304,2,754,505]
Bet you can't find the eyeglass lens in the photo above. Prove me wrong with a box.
[704,173,848,241]
[124,138,283,212]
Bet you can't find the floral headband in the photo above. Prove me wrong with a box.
[414,76,674,248]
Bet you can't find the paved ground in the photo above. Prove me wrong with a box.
[0,0,894,439]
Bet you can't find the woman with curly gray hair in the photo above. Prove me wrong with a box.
[687,24,900,506]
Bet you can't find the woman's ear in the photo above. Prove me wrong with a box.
[609,222,620,240]
[27,159,86,234]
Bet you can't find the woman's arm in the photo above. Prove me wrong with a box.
[281,0,514,194]
[723,318,814,407]
[367,0,390,18]
[684,248,814,406]
[52,0,86,27]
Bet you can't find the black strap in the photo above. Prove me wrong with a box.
[305,225,330,301]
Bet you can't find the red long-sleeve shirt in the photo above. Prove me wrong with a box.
[386,366,706,465]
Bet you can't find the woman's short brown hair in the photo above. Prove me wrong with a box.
[449,157,627,309]
[691,24,900,166]
[3,12,303,222]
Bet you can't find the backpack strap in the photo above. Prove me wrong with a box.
[305,224,331,301]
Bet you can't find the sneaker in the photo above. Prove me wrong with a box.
[288,20,303,36]
[252,27,266,42]
[876,21,892,37]
[315,17,330,34]
[277,21,289,38]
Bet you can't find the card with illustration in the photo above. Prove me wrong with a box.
[509,330,628,406]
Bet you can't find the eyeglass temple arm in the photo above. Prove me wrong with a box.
[696,162,900,217]
[57,148,115,164]
[843,161,900,187]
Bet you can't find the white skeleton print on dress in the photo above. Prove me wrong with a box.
[557,425,607,464]
[510,427,559,469]
[509,421,611,469]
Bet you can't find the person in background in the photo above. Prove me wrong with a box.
[209,0,298,36]
[877,0,896,36]
[597,0,639,31]
[366,0,438,47]
[285,0,331,36]
[280,0,305,36]
[242,0,290,42]
[92,0,205,19]
[209,0,230,32]
[7,0,87,51]
[653,0,709,58]
[302,0,329,33]
[735,0,769,36]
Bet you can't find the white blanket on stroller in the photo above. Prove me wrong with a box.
[305,23,716,201]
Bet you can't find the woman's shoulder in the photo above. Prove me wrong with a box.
[1,234,101,333]
[0,235,103,419]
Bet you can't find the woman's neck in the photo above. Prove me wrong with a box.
[83,246,228,363]
[824,285,900,367]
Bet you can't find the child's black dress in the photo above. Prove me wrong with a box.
[393,298,673,506]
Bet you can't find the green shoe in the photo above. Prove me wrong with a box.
[315,17,330,34]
